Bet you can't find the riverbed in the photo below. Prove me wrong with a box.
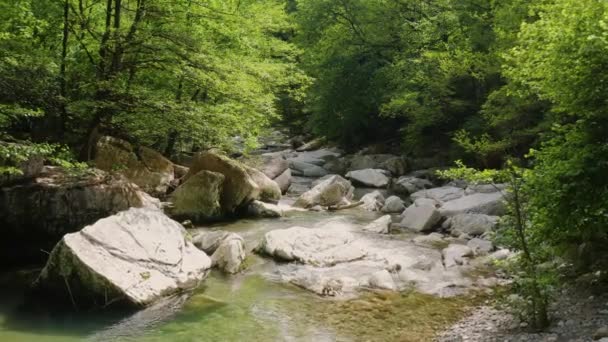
[0,201,483,342]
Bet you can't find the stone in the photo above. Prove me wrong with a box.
[442,244,473,268]
[296,138,325,152]
[323,157,348,175]
[439,192,506,217]
[444,214,499,237]
[467,238,494,256]
[413,233,446,248]
[168,170,224,223]
[288,160,318,173]
[380,157,408,177]
[262,218,480,298]
[294,175,354,208]
[400,204,441,232]
[411,186,465,204]
[36,208,211,308]
[184,152,260,214]
[349,155,377,171]
[302,165,329,178]
[368,270,397,290]
[257,225,367,266]
[94,136,175,196]
[594,327,608,340]
[414,198,440,208]
[261,156,289,179]
[363,215,392,234]
[0,166,149,266]
[273,168,292,194]
[245,166,281,203]
[193,231,247,274]
[391,176,433,195]
[346,169,390,188]
[465,183,507,194]
[247,200,283,218]
[173,164,190,179]
[212,235,246,274]
[360,190,385,211]
[381,196,406,213]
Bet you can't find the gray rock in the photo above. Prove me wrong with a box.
[294,175,354,208]
[0,166,150,266]
[400,204,441,232]
[94,136,175,196]
[246,200,283,218]
[380,157,408,177]
[349,155,377,170]
[465,183,507,194]
[381,196,406,213]
[323,157,348,175]
[36,208,211,307]
[289,160,319,173]
[467,238,494,256]
[274,168,292,194]
[413,233,446,248]
[411,186,466,204]
[363,215,392,234]
[445,214,499,237]
[594,327,608,340]
[414,197,440,208]
[210,235,246,274]
[391,176,433,195]
[302,165,329,178]
[346,169,390,188]
[193,231,246,274]
[439,192,506,217]
[168,170,224,223]
[360,190,385,211]
[296,138,325,152]
[185,152,260,214]
[443,244,473,268]
[245,166,282,203]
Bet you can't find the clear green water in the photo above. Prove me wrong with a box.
[0,205,473,342]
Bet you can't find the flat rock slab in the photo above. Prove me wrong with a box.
[258,217,488,298]
[346,169,390,188]
[439,192,506,217]
[411,186,465,204]
[257,225,367,267]
[37,208,212,308]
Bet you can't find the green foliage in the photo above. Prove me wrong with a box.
[440,160,553,329]
[0,0,307,156]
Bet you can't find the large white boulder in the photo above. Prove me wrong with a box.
[346,169,390,188]
[257,225,367,266]
[37,208,211,307]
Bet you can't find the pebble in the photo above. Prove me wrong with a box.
[437,287,608,342]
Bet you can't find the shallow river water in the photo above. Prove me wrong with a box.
[0,202,477,342]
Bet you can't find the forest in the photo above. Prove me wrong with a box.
[0,0,607,340]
